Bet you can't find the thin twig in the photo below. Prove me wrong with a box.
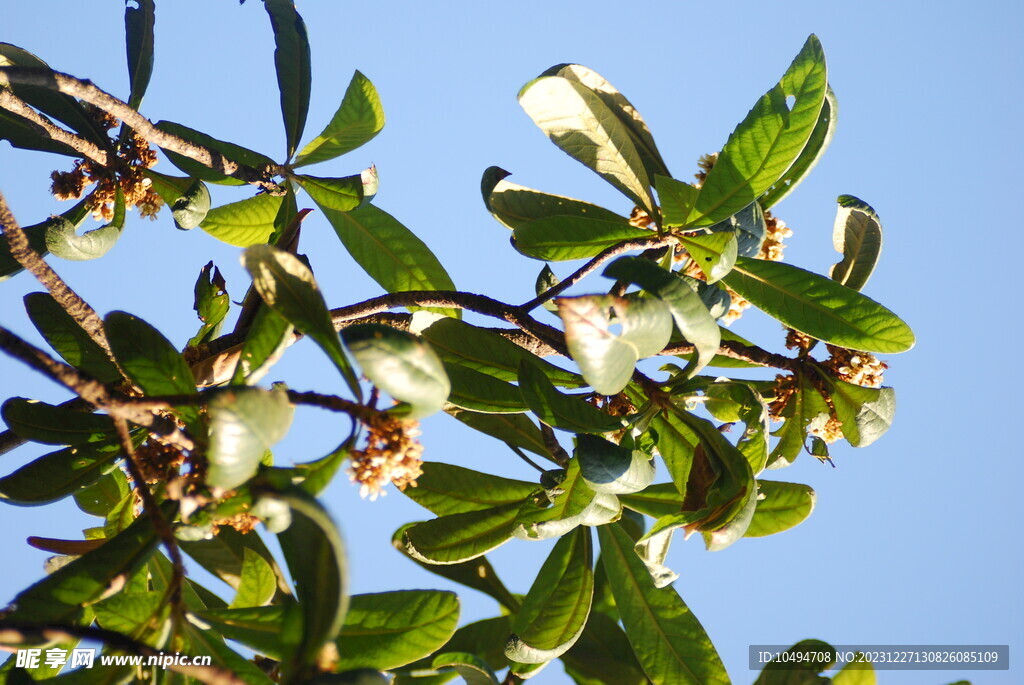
[0,67,284,192]
[0,188,116,363]
[520,235,673,311]
[0,89,109,165]
[0,325,194,451]
[506,443,547,473]
[111,417,185,622]
[0,622,246,685]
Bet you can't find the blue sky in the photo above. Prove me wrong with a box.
[1,2,1021,683]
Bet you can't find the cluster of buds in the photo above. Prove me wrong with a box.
[767,374,844,444]
[132,438,185,483]
[758,211,793,261]
[821,344,887,388]
[784,329,816,352]
[49,105,164,221]
[628,207,655,230]
[211,511,260,535]
[348,412,424,500]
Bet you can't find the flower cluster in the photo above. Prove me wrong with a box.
[348,412,424,500]
[821,344,887,388]
[49,106,164,221]
[133,438,185,483]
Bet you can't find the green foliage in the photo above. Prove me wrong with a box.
[0,11,916,684]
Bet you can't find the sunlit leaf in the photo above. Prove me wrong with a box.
[342,324,450,419]
[825,378,895,448]
[402,502,521,565]
[676,231,737,284]
[444,363,530,414]
[745,480,815,537]
[829,194,882,292]
[296,70,384,166]
[514,459,595,540]
[201,192,284,246]
[760,86,837,210]
[512,216,652,262]
[243,244,361,398]
[598,522,729,684]
[403,462,536,517]
[46,186,125,261]
[155,120,277,185]
[687,35,828,226]
[0,439,124,505]
[207,386,293,491]
[482,167,626,230]
[576,434,655,495]
[1,398,113,445]
[171,178,212,230]
[519,75,654,212]
[722,257,915,353]
[517,358,623,433]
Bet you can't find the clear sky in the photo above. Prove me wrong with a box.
[1,2,1021,683]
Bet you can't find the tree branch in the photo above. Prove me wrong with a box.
[0,622,247,685]
[0,89,109,165]
[0,325,194,451]
[0,189,116,363]
[520,235,674,311]
[0,67,284,192]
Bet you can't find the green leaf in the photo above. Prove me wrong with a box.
[189,261,230,347]
[558,294,673,395]
[512,216,653,261]
[829,194,882,291]
[656,176,698,228]
[105,310,201,429]
[768,372,832,467]
[825,379,895,448]
[23,295,119,383]
[201,192,284,246]
[341,324,450,419]
[0,43,109,145]
[1,398,113,445]
[229,548,278,609]
[535,264,560,313]
[517,359,623,433]
[620,482,686,518]
[391,525,520,613]
[207,386,294,491]
[519,76,654,212]
[403,462,537,516]
[598,523,729,684]
[688,35,828,226]
[181,620,276,683]
[154,121,277,185]
[647,408,698,497]
[760,86,838,210]
[447,409,553,461]
[338,591,460,671]
[514,459,596,540]
[444,363,530,414]
[320,204,458,316]
[93,590,164,635]
[576,434,655,494]
[171,178,212,231]
[602,257,721,377]
[561,612,648,685]
[45,188,126,262]
[196,605,286,658]
[75,469,129,517]
[831,656,877,685]
[722,257,915,353]
[754,639,836,684]
[0,106,80,158]
[242,244,361,398]
[677,232,737,284]
[481,167,627,230]
[5,506,163,623]
[707,200,767,259]
[276,488,349,670]
[294,169,374,212]
[545,64,670,180]
[431,653,499,685]
[296,70,384,167]
[745,480,815,537]
[180,526,290,599]
[0,200,90,280]
[123,0,155,110]
[229,305,294,386]
[402,502,521,565]
[263,0,311,159]
[506,528,593,663]
[0,439,124,505]
[420,317,582,387]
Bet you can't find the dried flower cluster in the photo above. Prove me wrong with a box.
[49,106,164,221]
[133,438,185,483]
[348,412,424,500]
[822,344,887,388]
[766,374,843,445]
[784,329,816,352]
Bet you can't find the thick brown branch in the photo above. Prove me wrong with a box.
[0,622,246,685]
[659,338,798,370]
[0,189,115,362]
[521,235,674,311]
[0,67,284,191]
[0,89,109,165]
[0,325,194,451]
